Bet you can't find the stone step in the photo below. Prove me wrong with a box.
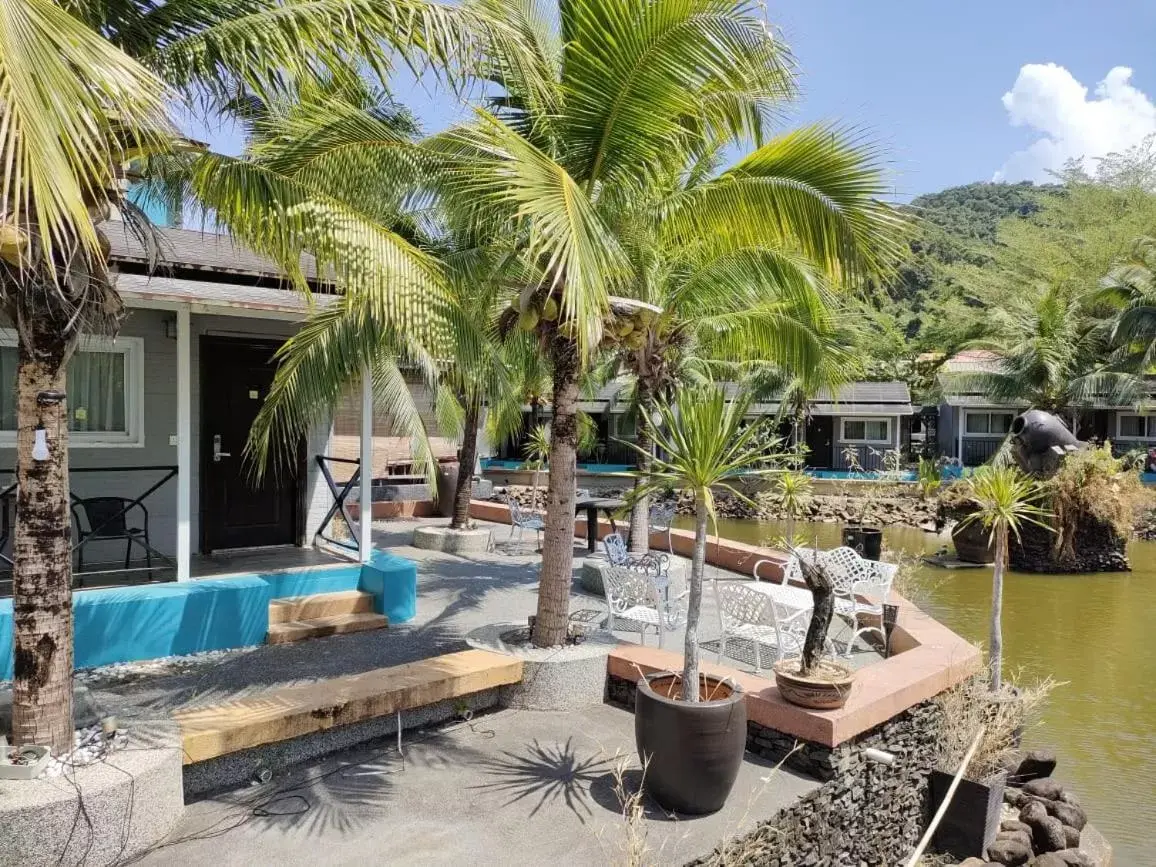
[268,590,375,624]
[173,649,524,763]
[265,612,388,645]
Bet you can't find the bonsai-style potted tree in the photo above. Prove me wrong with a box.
[771,548,855,710]
[626,385,776,815]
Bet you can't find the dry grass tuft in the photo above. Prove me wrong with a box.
[934,668,1060,781]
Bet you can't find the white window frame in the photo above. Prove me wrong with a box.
[839,416,892,445]
[0,329,145,448]
[963,410,1016,438]
[1116,413,1156,441]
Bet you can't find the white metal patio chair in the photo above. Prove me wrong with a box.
[816,546,897,656]
[716,581,834,673]
[507,499,545,549]
[602,565,685,647]
[603,532,670,580]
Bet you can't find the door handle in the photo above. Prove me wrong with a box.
[213,434,232,462]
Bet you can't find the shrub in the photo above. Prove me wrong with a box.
[1044,443,1150,559]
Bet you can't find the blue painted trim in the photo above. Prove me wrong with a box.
[0,549,419,679]
[359,551,418,624]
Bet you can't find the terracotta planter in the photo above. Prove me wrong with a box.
[772,659,855,710]
[929,769,1006,858]
[634,672,747,815]
[952,520,994,564]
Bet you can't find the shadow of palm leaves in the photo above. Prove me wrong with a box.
[473,737,622,824]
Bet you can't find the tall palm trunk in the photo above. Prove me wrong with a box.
[450,395,480,530]
[532,337,580,647]
[11,316,75,752]
[989,524,1007,693]
[627,382,653,555]
[681,493,709,701]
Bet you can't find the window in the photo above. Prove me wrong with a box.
[840,418,891,443]
[964,411,1015,436]
[1118,414,1156,440]
[0,330,145,447]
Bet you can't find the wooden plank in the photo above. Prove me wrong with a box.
[265,612,387,644]
[174,649,523,764]
[268,590,375,624]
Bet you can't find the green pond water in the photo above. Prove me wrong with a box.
[683,516,1154,864]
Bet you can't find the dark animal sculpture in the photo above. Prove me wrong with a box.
[1009,409,1082,476]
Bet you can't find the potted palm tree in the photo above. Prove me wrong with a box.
[929,464,1050,857]
[625,385,778,815]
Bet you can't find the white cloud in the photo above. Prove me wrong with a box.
[994,64,1156,182]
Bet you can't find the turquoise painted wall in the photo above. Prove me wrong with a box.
[0,550,419,680]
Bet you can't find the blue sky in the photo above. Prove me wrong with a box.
[192,1,1156,200]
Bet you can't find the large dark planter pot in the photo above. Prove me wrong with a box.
[634,672,747,815]
[842,525,883,561]
[952,520,994,564]
[929,769,1006,859]
[435,462,459,518]
[772,659,855,710]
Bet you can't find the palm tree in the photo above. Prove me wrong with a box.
[426,0,905,647]
[958,283,1142,431]
[957,466,1050,693]
[593,164,858,553]
[521,424,550,512]
[773,469,813,545]
[0,0,536,750]
[1100,236,1156,372]
[628,385,776,701]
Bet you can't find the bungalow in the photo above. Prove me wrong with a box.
[0,220,432,588]
[936,349,1156,466]
[494,379,914,472]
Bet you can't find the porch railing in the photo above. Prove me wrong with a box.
[314,454,361,554]
[961,438,1004,466]
[0,465,178,592]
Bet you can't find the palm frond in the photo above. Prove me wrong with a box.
[662,124,907,286]
[0,0,174,271]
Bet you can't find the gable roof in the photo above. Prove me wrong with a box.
[104,222,317,281]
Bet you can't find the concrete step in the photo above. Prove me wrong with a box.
[173,649,524,763]
[265,612,388,645]
[268,590,375,624]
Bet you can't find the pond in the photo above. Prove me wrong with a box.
[684,516,1154,864]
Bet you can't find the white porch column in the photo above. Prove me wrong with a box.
[359,366,374,563]
[957,408,965,465]
[176,306,192,581]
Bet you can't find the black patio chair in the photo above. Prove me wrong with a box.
[71,496,153,577]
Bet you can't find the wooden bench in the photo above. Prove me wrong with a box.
[173,649,523,764]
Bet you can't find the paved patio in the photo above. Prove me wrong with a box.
[86,516,882,719]
[135,702,819,867]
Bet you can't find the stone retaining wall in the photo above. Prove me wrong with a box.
[608,674,945,866]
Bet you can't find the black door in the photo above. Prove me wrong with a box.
[805,416,834,468]
[201,338,299,552]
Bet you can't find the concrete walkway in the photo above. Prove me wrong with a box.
[135,702,819,867]
[85,517,880,722]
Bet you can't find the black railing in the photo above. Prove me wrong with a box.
[0,465,178,592]
[314,455,361,553]
[833,444,888,472]
[580,440,638,466]
[962,438,1004,466]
